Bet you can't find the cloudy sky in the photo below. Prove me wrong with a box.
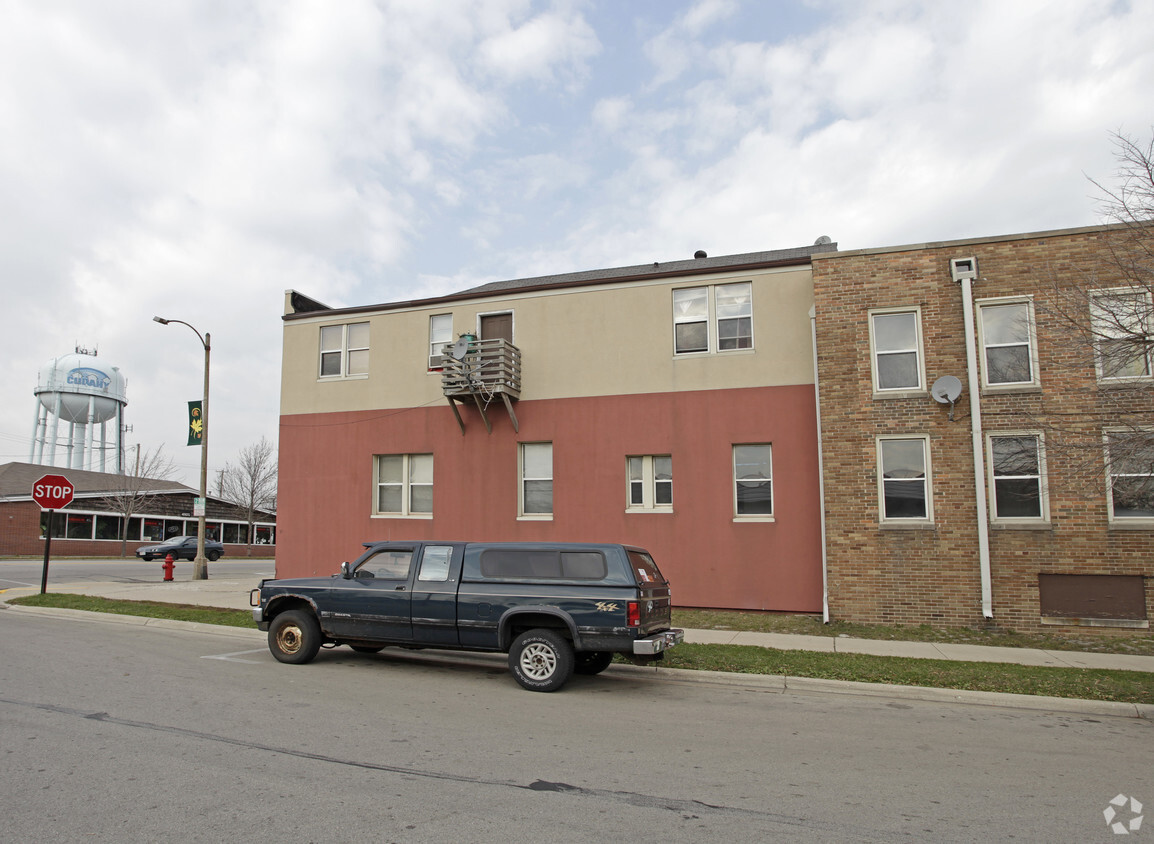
[1,0,1150,488]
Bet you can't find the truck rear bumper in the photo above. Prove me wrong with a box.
[632,628,684,656]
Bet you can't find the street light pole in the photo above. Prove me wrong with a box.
[154,316,211,580]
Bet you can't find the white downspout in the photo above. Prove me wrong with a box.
[951,257,994,619]
[809,306,830,623]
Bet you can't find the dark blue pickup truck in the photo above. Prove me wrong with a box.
[251,541,684,692]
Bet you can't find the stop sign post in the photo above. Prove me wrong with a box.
[33,474,74,594]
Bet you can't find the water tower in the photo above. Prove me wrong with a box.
[30,349,128,473]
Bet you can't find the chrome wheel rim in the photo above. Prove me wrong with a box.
[519,642,557,680]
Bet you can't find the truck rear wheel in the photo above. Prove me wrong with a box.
[269,609,322,664]
[509,629,574,692]
[574,651,614,675]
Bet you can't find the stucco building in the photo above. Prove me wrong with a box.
[276,245,836,613]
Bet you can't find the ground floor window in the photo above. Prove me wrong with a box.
[520,442,553,517]
[989,434,1046,522]
[878,436,931,522]
[1106,430,1154,521]
[733,444,773,517]
[40,510,274,544]
[627,455,672,512]
[375,453,434,516]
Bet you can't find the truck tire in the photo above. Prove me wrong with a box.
[574,651,614,675]
[508,629,574,692]
[269,609,322,664]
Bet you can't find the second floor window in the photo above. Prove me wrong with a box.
[429,314,453,370]
[870,309,923,393]
[320,322,369,378]
[673,282,753,355]
[1091,289,1152,380]
[978,300,1037,387]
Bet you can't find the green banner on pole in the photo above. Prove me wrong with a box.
[188,401,204,446]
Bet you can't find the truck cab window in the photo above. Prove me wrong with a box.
[357,550,413,580]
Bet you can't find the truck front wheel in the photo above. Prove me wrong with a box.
[269,609,322,665]
[509,629,574,692]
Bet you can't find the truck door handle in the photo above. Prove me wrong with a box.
[394,586,407,591]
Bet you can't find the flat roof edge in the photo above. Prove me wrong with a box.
[811,222,1122,260]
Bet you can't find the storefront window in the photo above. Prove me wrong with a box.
[95,515,121,540]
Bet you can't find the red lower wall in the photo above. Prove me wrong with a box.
[277,385,824,612]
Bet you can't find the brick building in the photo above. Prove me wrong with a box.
[812,224,1153,632]
[0,462,276,558]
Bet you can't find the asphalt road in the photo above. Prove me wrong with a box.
[1,609,1149,843]
[0,557,276,590]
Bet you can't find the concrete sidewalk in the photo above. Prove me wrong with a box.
[4,575,1153,674]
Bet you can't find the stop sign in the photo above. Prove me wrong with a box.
[32,474,74,510]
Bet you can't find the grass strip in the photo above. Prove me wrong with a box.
[9,593,257,629]
[659,644,1153,704]
[10,594,1152,704]
[673,609,1154,656]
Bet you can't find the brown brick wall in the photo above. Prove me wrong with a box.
[814,227,1154,633]
[0,500,275,559]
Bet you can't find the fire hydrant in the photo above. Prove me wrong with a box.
[162,554,175,582]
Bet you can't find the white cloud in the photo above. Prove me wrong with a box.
[478,7,601,89]
[1,0,1151,485]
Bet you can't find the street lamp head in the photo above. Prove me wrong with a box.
[153,316,169,324]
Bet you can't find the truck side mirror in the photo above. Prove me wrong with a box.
[340,561,352,579]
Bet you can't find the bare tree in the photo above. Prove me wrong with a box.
[220,437,278,555]
[103,445,178,557]
[1026,130,1154,512]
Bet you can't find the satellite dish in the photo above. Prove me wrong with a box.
[449,337,471,360]
[931,375,962,404]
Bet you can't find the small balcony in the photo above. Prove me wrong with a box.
[441,337,522,433]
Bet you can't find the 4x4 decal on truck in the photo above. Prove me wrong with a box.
[595,602,620,612]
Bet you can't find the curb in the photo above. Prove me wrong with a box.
[5,600,1149,718]
[1,600,264,640]
[606,663,1153,719]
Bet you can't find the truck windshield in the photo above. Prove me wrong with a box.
[627,550,667,585]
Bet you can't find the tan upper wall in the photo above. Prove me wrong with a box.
[280,264,816,416]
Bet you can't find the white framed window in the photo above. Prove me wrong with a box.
[673,282,753,355]
[869,308,924,394]
[374,453,433,517]
[987,433,1048,523]
[877,436,932,523]
[627,455,672,512]
[1105,430,1154,523]
[320,322,369,378]
[520,442,553,518]
[1091,289,1153,381]
[977,298,1039,388]
[733,444,772,518]
[428,314,453,371]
